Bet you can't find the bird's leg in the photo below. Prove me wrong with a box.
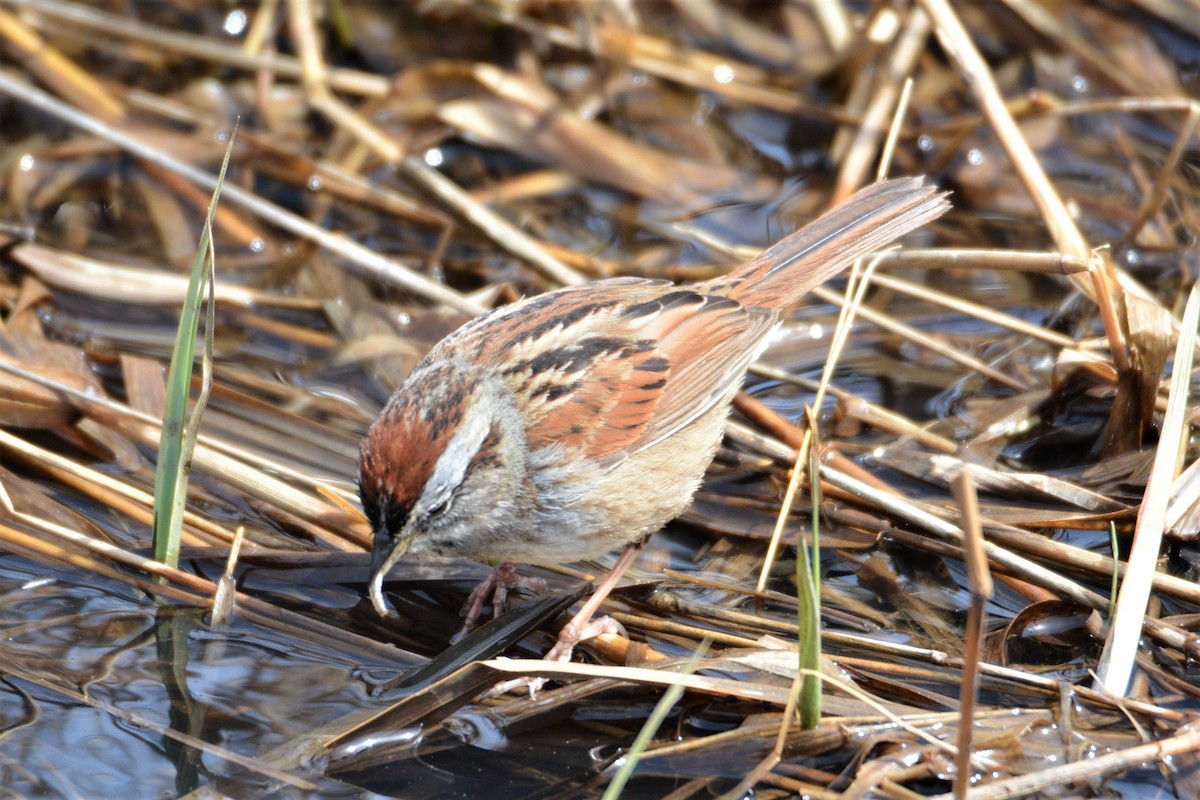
[488,539,645,697]
[544,539,643,663]
[453,561,548,643]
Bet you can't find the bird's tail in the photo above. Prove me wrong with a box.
[703,177,950,309]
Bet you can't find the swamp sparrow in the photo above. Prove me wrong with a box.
[360,177,949,664]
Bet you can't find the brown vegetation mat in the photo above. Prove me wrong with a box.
[0,1,1198,797]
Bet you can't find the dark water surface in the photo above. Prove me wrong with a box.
[1,2,1198,798]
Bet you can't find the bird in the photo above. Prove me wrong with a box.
[359,177,949,668]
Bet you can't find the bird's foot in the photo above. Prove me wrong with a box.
[451,561,548,643]
[543,614,625,663]
[486,614,627,698]
[483,541,643,698]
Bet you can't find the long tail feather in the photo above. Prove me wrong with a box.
[704,177,950,309]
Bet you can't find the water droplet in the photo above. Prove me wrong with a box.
[424,147,444,168]
[917,134,934,152]
[713,64,735,84]
[1071,74,1088,93]
[249,238,265,253]
[18,153,34,172]
[307,175,323,192]
[966,148,984,166]
[223,9,248,36]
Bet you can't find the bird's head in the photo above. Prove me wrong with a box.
[358,360,527,615]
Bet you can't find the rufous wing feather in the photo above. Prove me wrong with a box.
[428,177,949,465]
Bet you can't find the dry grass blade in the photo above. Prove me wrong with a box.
[0,6,123,120]
[6,0,390,96]
[1095,283,1200,695]
[867,271,1082,350]
[875,249,1096,274]
[810,284,1028,391]
[0,2,1196,795]
[916,0,1133,373]
[950,469,992,797]
[0,70,482,315]
[11,244,320,309]
[927,725,1200,800]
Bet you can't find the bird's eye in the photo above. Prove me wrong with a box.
[428,496,452,518]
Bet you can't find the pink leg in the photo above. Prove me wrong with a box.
[489,540,645,697]
[453,561,548,643]
[544,541,643,662]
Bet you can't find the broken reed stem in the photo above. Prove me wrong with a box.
[211,525,247,627]
[0,69,482,314]
[5,0,390,96]
[0,359,366,547]
[810,284,1028,391]
[874,249,1095,274]
[916,0,1132,372]
[1120,101,1200,247]
[866,271,1081,350]
[0,5,124,120]
[950,469,992,798]
[927,725,1200,800]
[1095,283,1200,695]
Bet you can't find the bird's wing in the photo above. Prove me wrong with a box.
[429,279,776,462]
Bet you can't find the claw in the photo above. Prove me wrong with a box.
[484,675,548,699]
[544,614,626,663]
[453,561,548,642]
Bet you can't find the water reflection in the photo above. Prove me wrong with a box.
[0,556,391,796]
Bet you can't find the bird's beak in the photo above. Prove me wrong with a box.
[368,524,413,617]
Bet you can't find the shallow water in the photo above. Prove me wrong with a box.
[2,1,1199,798]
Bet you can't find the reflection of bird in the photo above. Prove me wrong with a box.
[360,177,949,663]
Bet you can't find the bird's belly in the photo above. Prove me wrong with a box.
[509,400,732,565]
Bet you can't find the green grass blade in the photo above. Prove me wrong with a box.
[796,406,822,729]
[1109,520,1119,615]
[151,125,237,567]
[601,639,710,800]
